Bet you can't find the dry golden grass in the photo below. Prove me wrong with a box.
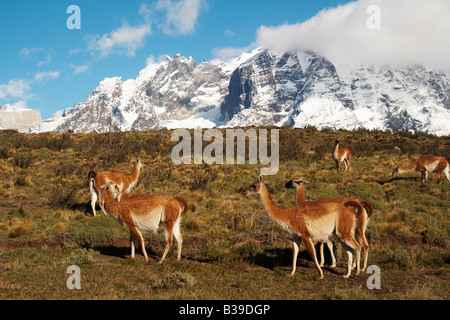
[0,127,448,300]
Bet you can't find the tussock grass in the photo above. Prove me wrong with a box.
[0,127,448,300]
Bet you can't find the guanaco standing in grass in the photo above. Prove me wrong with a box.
[285,177,373,272]
[333,140,352,172]
[244,176,362,279]
[97,182,188,264]
[88,158,143,216]
[392,155,450,183]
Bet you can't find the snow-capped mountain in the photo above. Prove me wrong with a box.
[30,48,450,135]
[0,104,42,133]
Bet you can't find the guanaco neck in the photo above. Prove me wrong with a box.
[333,142,340,157]
[399,160,418,173]
[102,189,123,220]
[294,183,306,204]
[258,183,291,222]
[129,162,141,182]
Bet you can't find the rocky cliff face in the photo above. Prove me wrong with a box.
[220,49,449,135]
[30,48,450,135]
[0,105,42,133]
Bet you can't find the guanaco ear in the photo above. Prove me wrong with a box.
[258,175,262,183]
[99,184,107,189]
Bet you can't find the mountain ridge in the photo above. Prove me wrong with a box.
[29,48,450,136]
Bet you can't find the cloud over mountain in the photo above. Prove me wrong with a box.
[256,0,450,70]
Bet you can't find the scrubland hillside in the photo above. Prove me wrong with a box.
[0,127,448,300]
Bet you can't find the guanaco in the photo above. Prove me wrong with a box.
[332,140,352,172]
[285,177,373,272]
[245,176,362,279]
[88,158,143,216]
[97,182,188,264]
[392,155,450,183]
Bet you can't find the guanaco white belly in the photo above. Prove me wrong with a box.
[304,214,336,243]
[425,160,440,172]
[131,206,164,235]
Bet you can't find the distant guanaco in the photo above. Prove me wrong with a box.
[392,155,450,183]
[88,158,143,216]
[332,140,352,172]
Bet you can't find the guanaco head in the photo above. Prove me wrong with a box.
[243,176,263,196]
[392,166,400,176]
[99,183,121,200]
[285,177,309,189]
[135,157,144,169]
[335,139,340,146]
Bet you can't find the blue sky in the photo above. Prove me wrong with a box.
[1,0,449,120]
[0,0,352,119]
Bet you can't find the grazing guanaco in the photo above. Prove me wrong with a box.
[285,177,373,271]
[332,140,352,172]
[392,155,450,183]
[97,182,188,264]
[88,158,143,216]
[245,176,362,279]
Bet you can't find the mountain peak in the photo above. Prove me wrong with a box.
[29,49,450,135]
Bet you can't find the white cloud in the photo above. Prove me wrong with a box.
[139,3,153,23]
[34,71,60,83]
[0,79,32,100]
[88,23,151,58]
[255,0,450,70]
[68,48,82,56]
[211,45,256,62]
[19,47,45,58]
[37,54,52,67]
[224,29,235,37]
[157,0,206,35]
[70,64,89,75]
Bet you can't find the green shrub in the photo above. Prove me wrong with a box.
[190,165,218,191]
[153,272,196,289]
[423,226,449,246]
[385,247,414,270]
[8,206,29,219]
[48,182,82,209]
[64,248,100,266]
[13,150,34,169]
[339,180,385,201]
[65,216,126,246]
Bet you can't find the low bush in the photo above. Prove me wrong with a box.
[64,248,100,266]
[65,216,126,246]
[153,272,196,289]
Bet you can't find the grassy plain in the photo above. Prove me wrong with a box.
[0,127,448,300]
